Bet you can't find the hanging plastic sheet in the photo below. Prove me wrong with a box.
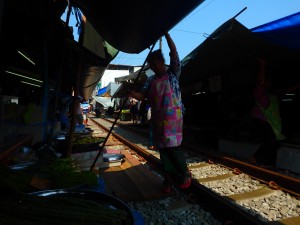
[92,96,114,109]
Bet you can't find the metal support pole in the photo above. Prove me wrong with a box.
[66,54,82,158]
[42,36,49,143]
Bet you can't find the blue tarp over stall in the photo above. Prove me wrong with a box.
[251,11,300,51]
[97,86,107,96]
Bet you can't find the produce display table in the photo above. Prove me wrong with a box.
[120,109,132,121]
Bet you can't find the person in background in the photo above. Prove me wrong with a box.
[81,103,89,125]
[76,102,84,125]
[249,58,283,167]
[250,57,300,167]
[129,97,139,124]
[59,105,70,130]
[83,111,88,125]
[129,33,191,193]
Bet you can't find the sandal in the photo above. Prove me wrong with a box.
[179,171,192,189]
[162,183,172,193]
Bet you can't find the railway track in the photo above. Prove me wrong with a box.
[89,114,300,225]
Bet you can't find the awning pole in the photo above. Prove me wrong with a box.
[89,42,157,171]
[232,7,247,19]
[42,36,50,143]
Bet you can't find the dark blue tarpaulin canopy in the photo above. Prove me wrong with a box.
[251,11,300,51]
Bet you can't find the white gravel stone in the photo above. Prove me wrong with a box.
[127,196,222,225]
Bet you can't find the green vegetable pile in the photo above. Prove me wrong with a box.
[0,157,99,193]
[38,158,99,188]
[73,137,104,145]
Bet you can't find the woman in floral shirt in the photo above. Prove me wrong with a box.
[130,33,191,193]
